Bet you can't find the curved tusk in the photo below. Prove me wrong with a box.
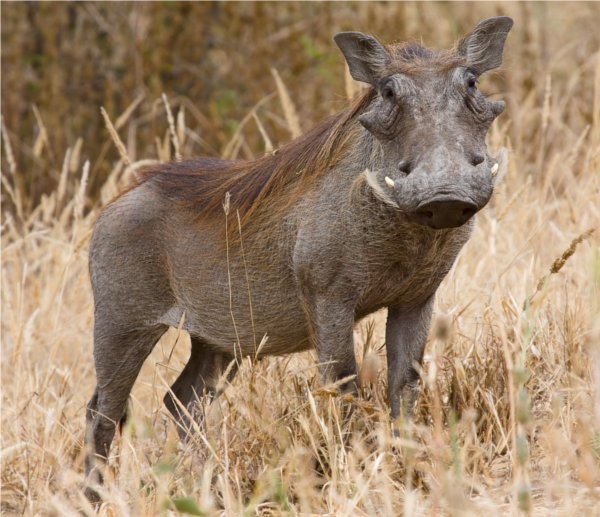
[490,163,499,177]
[384,176,395,188]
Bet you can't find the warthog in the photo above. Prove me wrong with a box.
[85,17,513,496]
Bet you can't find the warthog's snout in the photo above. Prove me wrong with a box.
[414,198,478,229]
[389,168,493,230]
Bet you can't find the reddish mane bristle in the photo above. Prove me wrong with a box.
[136,89,375,230]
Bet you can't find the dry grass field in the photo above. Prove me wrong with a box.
[2,2,600,516]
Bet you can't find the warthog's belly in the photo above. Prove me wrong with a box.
[160,269,313,357]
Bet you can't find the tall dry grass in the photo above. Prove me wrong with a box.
[2,2,600,516]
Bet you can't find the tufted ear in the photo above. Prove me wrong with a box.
[333,32,391,86]
[458,17,513,74]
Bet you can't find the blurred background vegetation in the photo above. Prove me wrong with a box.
[1,2,599,211]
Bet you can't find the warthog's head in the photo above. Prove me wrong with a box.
[335,17,513,229]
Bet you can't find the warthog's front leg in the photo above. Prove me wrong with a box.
[305,295,358,393]
[385,296,434,424]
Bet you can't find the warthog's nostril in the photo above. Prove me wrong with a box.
[415,199,478,229]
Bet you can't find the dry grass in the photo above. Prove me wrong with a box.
[2,2,600,516]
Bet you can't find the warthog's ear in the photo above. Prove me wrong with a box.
[459,17,514,74]
[334,32,391,86]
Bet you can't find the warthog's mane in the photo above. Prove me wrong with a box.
[136,89,374,230]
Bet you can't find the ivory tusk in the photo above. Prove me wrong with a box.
[385,176,395,188]
[491,163,499,177]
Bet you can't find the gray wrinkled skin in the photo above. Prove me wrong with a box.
[84,17,513,500]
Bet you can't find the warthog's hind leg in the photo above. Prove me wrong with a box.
[84,324,168,502]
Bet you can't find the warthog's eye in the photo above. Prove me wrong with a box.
[381,81,396,101]
[379,75,408,103]
[466,73,478,93]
